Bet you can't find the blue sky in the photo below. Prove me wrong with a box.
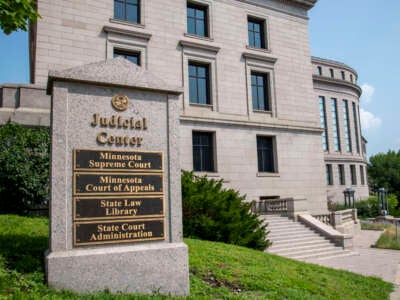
[0,0,399,156]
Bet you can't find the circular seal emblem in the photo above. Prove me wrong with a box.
[111,94,129,111]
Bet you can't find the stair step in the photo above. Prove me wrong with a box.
[269,232,319,240]
[271,237,331,247]
[268,242,335,255]
[289,249,352,260]
[268,227,313,234]
[271,245,338,257]
[269,241,333,253]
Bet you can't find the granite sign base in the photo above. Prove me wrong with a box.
[46,242,189,295]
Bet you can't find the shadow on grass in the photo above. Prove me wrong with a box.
[0,233,48,273]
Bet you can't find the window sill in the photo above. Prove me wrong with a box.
[246,45,271,54]
[257,172,280,177]
[194,172,220,178]
[109,18,145,29]
[184,33,214,42]
[253,110,273,115]
[190,103,214,109]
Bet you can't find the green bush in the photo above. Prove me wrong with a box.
[0,123,50,215]
[181,171,270,251]
[355,194,399,218]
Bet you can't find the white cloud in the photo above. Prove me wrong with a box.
[361,83,375,104]
[360,108,382,130]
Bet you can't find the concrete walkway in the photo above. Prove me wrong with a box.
[305,230,400,299]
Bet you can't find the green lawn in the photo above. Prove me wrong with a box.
[0,215,393,299]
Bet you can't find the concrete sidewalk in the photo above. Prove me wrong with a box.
[305,230,400,299]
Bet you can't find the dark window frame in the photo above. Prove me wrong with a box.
[187,2,209,37]
[341,71,346,80]
[350,164,357,185]
[114,0,140,24]
[360,165,365,185]
[192,131,215,172]
[257,136,276,173]
[188,61,211,105]
[326,164,333,185]
[113,49,141,66]
[317,66,323,76]
[251,72,270,111]
[319,96,329,151]
[338,164,345,185]
[248,17,266,49]
[330,68,334,78]
[343,99,352,153]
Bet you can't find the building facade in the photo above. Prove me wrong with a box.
[0,0,368,211]
[312,57,369,203]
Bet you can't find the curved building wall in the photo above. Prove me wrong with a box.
[312,57,369,204]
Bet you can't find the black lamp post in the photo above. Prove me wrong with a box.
[378,187,389,216]
[343,188,355,208]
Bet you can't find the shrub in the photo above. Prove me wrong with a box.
[0,123,50,215]
[355,194,399,218]
[181,171,270,251]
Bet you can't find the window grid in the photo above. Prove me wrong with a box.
[338,164,345,185]
[319,96,329,151]
[353,102,361,153]
[189,62,210,105]
[343,100,352,152]
[317,66,322,76]
[187,3,208,37]
[326,164,333,185]
[113,49,140,65]
[251,72,270,111]
[331,98,341,152]
[192,132,214,172]
[350,165,357,185]
[114,0,140,23]
[360,165,365,185]
[257,136,275,173]
[248,18,265,49]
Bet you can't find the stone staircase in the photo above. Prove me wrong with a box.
[261,214,355,261]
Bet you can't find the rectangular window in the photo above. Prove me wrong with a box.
[114,0,140,23]
[350,165,357,185]
[114,49,140,65]
[317,66,322,76]
[326,164,333,185]
[338,164,345,185]
[341,71,346,80]
[189,62,210,105]
[257,136,275,173]
[330,68,334,78]
[360,165,365,185]
[350,74,353,83]
[331,98,341,152]
[251,72,270,111]
[353,102,360,153]
[343,100,352,152]
[319,96,329,151]
[187,3,208,37]
[192,131,214,172]
[248,17,265,49]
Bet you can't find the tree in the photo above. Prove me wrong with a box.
[0,122,50,214]
[181,171,270,251]
[0,0,40,35]
[368,150,400,200]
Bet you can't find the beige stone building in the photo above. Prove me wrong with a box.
[0,0,368,212]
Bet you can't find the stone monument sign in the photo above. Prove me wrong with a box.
[45,57,189,295]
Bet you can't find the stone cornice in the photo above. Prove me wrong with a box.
[103,25,152,41]
[283,0,317,9]
[311,56,358,78]
[180,115,323,133]
[179,40,220,53]
[313,75,362,97]
[242,52,278,64]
